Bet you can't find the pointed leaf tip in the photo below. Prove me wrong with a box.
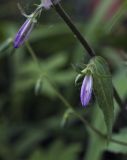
[89,56,114,139]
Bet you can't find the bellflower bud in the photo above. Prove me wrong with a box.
[41,0,61,9]
[41,0,52,9]
[80,75,93,107]
[14,18,35,48]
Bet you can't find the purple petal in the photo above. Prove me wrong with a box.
[14,19,35,48]
[41,0,60,9]
[80,75,93,107]
[41,0,52,9]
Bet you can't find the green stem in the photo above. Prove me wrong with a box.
[26,42,127,147]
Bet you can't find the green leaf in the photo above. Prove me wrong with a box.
[0,38,13,58]
[12,53,75,99]
[85,106,107,160]
[35,78,43,96]
[61,109,73,127]
[108,129,127,154]
[0,38,12,52]
[29,140,80,160]
[89,56,114,138]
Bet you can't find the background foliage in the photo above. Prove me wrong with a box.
[0,0,127,160]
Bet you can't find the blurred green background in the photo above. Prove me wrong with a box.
[0,0,127,160]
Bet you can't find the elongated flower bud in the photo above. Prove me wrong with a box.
[14,19,35,48]
[80,75,93,107]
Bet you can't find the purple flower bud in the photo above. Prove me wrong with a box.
[41,0,52,9]
[41,0,60,9]
[14,19,35,48]
[80,75,93,107]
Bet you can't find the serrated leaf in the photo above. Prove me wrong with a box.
[90,56,114,138]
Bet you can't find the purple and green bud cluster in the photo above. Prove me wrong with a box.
[14,0,61,48]
[14,6,39,49]
[14,0,92,108]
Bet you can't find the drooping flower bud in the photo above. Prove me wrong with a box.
[41,0,61,10]
[14,18,35,48]
[80,75,93,107]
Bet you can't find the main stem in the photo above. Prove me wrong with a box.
[53,3,95,57]
[52,2,123,109]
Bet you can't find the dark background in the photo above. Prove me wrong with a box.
[0,0,127,160]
